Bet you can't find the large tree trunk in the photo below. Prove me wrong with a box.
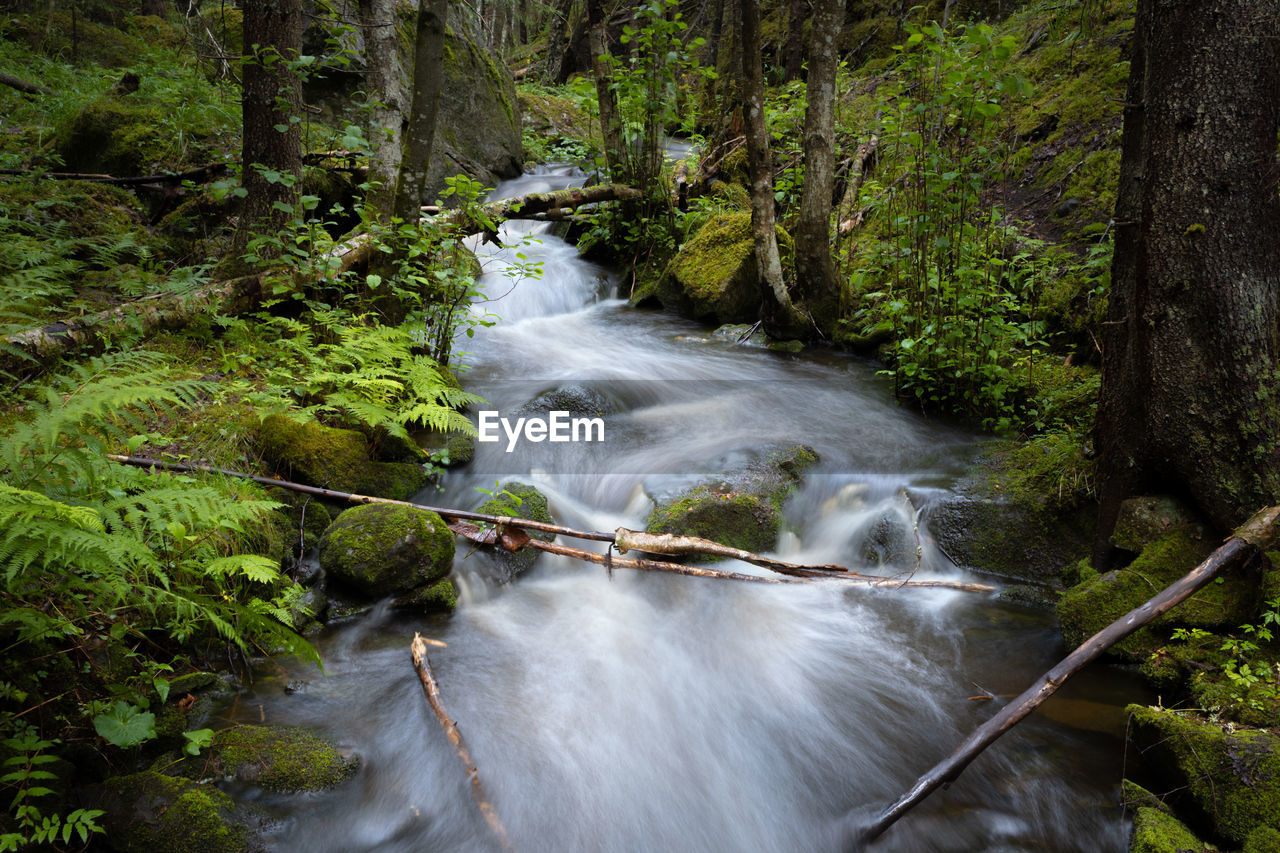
[1093,0,1280,567]
[358,0,410,219]
[585,0,626,183]
[392,0,449,225]
[738,0,805,338]
[238,0,304,250]
[783,0,806,82]
[792,0,844,335]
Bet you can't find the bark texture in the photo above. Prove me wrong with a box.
[392,0,449,225]
[738,0,804,338]
[585,0,626,183]
[792,0,845,333]
[239,0,304,248]
[358,0,410,217]
[1093,0,1280,563]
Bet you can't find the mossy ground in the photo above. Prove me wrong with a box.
[96,770,248,853]
[319,503,455,598]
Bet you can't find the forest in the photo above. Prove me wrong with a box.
[0,0,1278,850]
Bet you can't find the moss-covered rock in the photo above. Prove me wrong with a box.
[56,99,178,177]
[1128,806,1217,853]
[927,442,1095,584]
[257,414,432,500]
[1123,780,1173,815]
[393,578,458,612]
[476,482,556,580]
[1128,705,1280,846]
[206,725,358,792]
[319,503,455,598]
[1113,496,1204,554]
[646,446,818,556]
[653,213,794,325]
[1244,825,1280,853]
[1057,529,1251,658]
[95,771,250,853]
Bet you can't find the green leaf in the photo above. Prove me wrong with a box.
[92,701,156,748]
[183,728,215,756]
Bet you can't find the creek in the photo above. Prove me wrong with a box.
[222,166,1144,852]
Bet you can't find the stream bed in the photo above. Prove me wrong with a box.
[221,166,1144,852]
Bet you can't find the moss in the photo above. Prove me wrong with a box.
[656,213,794,325]
[1123,780,1172,815]
[1058,529,1252,658]
[97,771,248,853]
[1128,806,1216,853]
[647,486,779,555]
[208,724,358,792]
[1112,496,1204,554]
[478,482,556,578]
[256,414,431,500]
[2,178,146,239]
[1128,705,1280,845]
[1244,825,1280,853]
[319,503,455,597]
[56,98,177,176]
[395,578,457,612]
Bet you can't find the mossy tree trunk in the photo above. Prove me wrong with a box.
[238,0,304,253]
[358,0,410,219]
[1093,0,1280,567]
[738,0,805,338]
[792,0,844,336]
[585,0,627,183]
[392,0,449,225]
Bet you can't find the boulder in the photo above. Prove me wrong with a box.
[646,445,818,556]
[319,503,455,599]
[651,213,793,325]
[1128,705,1280,846]
[94,771,251,853]
[1128,807,1216,853]
[204,725,358,793]
[257,414,432,501]
[476,482,556,581]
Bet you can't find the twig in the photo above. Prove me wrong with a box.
[410,634,514,851]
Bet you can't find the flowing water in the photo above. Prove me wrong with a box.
[223,167,1145,852]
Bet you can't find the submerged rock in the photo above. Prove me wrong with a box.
[646,445,818,555]
[319,503,454,600]
[650,213,793,325]
[257,414,432,500]
[1127,705,1280,846]
[94,771,251,853]
[519,384,614,419]
[205,725,358,793]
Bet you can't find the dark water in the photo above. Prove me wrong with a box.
[221,167,1141,852]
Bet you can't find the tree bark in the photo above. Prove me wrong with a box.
[392,0,449,225]
[238,0,304,250]
[0,71,51,95]
[792,0,845,335]
[585,0,627,183]
[1093,0,1280,566]
[358,0,410,218]
[783,0,807,82]
[738,0,805,338]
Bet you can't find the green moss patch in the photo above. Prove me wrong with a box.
[1128,806,1217,853]
[319,503,455,598]
[97,771,249,853]
[1128,705,1280,846]
[477,482,556,579]
[208,724,358,792]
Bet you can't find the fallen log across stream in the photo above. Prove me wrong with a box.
[851,504,1280,848]
[105,454,994,593]
[410,633,515,851]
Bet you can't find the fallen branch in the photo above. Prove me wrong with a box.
[853,505,1280,847]
[0,163,230,186]
[106,454,994,593]
[2,276,261,382]
[0,71,51,96]
[410,634,514,851]
[835,136,878,237]
[422,183,641,228]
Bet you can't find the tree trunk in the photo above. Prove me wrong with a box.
[392,0,449,225]
[783,0,806,82]
[585,0,627,183]
[792,0,844,335]
[543,0,574,82]
[358,0,410,219]
[1093,0,1280,567]
[238,0,304,251]
[738,0,805,338]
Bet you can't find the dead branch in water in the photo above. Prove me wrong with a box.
[107,454,993,593]
[852,505,1280,847]
[410,634,514,851]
